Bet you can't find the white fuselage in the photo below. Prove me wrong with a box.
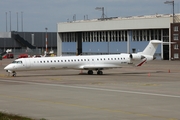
[4,54,133,72]
[4,40,167,76]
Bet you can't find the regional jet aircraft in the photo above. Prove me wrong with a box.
[4,40,164,76]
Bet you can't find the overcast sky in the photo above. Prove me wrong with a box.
[0,0,180,32]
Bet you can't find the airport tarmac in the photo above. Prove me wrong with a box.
[0,59,180,120]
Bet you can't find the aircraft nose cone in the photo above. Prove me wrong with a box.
[4,64,13,70]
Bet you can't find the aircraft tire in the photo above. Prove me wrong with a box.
[97,70,103,75]
[88,70,93,75]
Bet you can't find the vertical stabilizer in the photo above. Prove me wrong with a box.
[140,40,162,56]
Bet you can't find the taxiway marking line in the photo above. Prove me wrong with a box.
[0,79,180,98]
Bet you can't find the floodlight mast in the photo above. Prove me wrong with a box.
[164,0,175,23]
[95,7,105,19]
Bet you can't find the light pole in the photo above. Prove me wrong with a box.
[95,7,105,19]
[9,11,11,32]
[164,0,175,23]
[6,12,7,32]
[45,28,48,53]
[17,12,18,31]
[21,12,23,32]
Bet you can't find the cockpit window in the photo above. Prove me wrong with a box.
[12,61,23,64]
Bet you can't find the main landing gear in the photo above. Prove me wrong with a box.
[87,70,103,75]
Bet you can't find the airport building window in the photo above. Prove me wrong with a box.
[174,44,179,49]
[173,34,179,40]
[174,53,179,58]
[174,26,178,31]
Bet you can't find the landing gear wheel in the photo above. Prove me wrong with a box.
[12,71,16,77]
[97,70,103,75]
[88,70,93,75]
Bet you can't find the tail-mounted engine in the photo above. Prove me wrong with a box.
[130,54,145,60]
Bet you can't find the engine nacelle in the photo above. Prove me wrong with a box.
[130,54,145,60]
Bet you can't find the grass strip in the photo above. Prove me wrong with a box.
[0,112,46,120]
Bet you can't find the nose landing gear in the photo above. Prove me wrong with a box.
[6,70,16,77]
[12,71,16,77]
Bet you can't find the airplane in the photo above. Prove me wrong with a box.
[4,40,165,76]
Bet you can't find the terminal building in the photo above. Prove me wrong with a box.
[1,14,180,60]
[0,31,57,56]
[57,14,180,60]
